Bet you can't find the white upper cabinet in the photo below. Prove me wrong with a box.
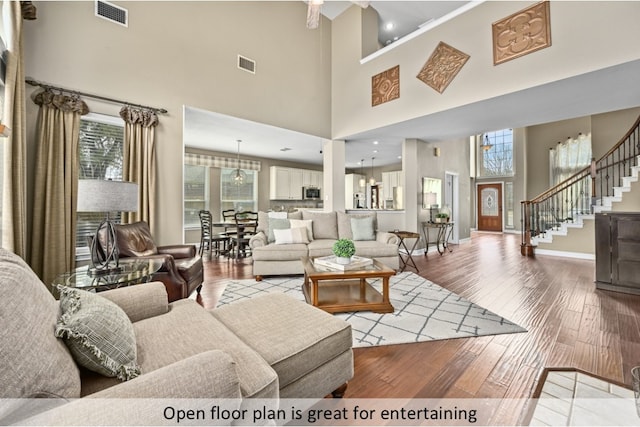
[270,166,322,200]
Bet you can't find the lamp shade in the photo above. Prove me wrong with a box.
[424,192,438,207]
[77,180,138,212]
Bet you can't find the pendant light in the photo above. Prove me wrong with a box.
[482,134,493,151]
[369,157,376,185]
[358,159,366,188]
[231,139,247,185]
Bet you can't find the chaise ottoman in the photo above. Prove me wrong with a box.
[210,293,354,398]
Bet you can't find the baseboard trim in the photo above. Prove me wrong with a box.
[534,249,595,260]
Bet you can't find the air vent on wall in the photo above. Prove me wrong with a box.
[237,55,256,74]
[95,1,128,27]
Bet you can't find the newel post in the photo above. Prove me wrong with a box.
[521,201,535,257]
[589,157,597,213]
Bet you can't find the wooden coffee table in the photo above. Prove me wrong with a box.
[301,256,395,314]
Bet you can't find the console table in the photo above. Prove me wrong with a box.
[422,221,454,255]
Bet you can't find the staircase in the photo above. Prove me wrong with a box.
[521,115,640,258]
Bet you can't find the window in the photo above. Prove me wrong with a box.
[505,182,514,229]
[184,165,209,228]
[479,129,514,177]
[221,168,257,213]
[76,113,124,259]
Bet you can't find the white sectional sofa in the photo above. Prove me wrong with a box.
[249,210,400,280]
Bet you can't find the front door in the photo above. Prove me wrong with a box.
[477,184,502,232]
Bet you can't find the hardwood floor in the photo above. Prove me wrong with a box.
[196,232,640,425]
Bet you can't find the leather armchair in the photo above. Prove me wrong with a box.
[100,221,203,302]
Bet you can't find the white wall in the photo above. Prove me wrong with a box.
[331,1,640,139]
[23,1,332,246]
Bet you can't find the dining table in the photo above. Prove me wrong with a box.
[212,220,256,259]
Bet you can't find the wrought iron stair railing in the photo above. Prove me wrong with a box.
[521,114,640,255]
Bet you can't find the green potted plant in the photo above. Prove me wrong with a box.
[332,238,356,264]
[435,212,449,223]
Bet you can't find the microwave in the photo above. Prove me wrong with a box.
[302,187,320,200]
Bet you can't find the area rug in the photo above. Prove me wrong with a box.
[216,272,527,348]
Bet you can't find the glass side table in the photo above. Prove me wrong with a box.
[51,259,163,297]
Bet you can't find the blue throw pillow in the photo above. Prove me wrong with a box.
[351,216,375,241]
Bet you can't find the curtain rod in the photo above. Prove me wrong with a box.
[25,78,168,114]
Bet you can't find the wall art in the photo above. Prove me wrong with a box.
[492,1,551,65]
[416,42,470,94]
[371,65,399,107]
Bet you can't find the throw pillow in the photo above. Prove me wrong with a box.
[267,218,290,243]
[302,211,338,240]
[351,216,376,241]
[267,211,288,219]
[273,227,310,245]
[289,219,314,241]
[54,286,141,381]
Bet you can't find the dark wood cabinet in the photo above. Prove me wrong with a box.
[595,212,640,294]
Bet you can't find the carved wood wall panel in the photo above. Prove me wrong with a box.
[492,1,551,65]
[416,42,470,94]
[371,65,400,107]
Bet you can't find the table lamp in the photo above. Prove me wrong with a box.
[423,192,438,222]
[77,179,138,275]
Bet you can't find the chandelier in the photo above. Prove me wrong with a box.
[231,139,247,185]
[482,134,493,151]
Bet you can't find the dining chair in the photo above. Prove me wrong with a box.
[220,209,238,256]
[229,211,258,259]
[198,210,228,257]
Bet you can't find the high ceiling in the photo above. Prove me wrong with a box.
[317,1,470,47]
[184,2,640,170]
[184,1,475,169]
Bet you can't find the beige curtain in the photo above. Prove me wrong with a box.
[30,90,89,284]
[120,106,158,232]
[1,1,27,257]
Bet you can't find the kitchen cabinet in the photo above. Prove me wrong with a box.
[345,174,365,209]
[270,166,321,200]
[595,212,640,295]
[302,170,322,188]
[382,171,404,201]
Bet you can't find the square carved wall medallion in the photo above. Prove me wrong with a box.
[492,1,551,65]
[416,42,470,94]
[371,65,400,107]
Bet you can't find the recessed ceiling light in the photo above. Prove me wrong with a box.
[373,141,379,145]
[397,155,402,159]
[373,149,378,153]
[385,22,394,31]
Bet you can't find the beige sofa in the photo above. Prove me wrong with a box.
[250,210,400,280]
[0,249,353,425]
